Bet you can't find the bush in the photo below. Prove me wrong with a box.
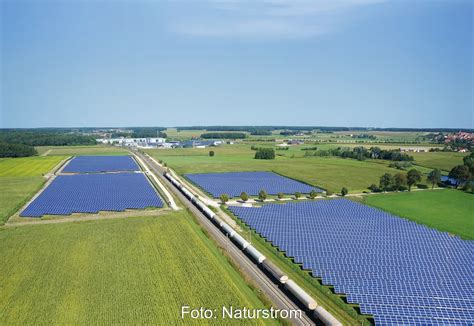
[209,150,215,157]
[295,192,302,199]
[219,194,229,204]
[341,187,348,196]
[326,190,334,196]
[240,192,249,202]
[309,190,318,199]
[277,192,284,199]
[258,190,267,201]
[254,148,275,160]
[368,184,380,193]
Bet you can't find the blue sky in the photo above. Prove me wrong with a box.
[1,0,472,128]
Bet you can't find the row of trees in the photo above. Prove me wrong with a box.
[219,189,324,204]
[372,168,445,192]
[304,146,414,162]
[201,132,247,139]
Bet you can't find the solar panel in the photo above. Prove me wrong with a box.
[20,173,163,217]
[185,171,322,197]
[62,155,139,173]
[228,199,474,324]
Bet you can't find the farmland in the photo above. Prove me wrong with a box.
[146,144,403,193]
[0,156,66,225]
[411,151,469,171]
[0,210,275,325]
[364,190,474,240]
[36,145,128,156]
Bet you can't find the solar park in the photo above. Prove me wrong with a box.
[20,155,163,217]
[229,199,474,325]
[184,171,322,197]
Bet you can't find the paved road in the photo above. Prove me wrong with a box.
[134,150,316,326]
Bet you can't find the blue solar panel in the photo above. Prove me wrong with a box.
[185,171,322,197]
[62,155,139,173]
[21,173,163,217]
[229,199,474,324]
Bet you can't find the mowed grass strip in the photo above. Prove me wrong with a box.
[146,145,400,192]
[364,190,474,240]
[0,211,275,325]
[411,151,469,172]
[0,156,66,177]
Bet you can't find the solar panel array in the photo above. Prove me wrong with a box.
[229,199,474,325]
[62,155,139,173]
[21,173,163,217]
[185,171,322,197]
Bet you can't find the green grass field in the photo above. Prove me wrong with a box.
[0,156,66,177]
[146,145,402,193]
[0,211,275,325]
[364,190,474,239]
[411,151,468,172]
[36,145,129,156]
[0,156,66,225]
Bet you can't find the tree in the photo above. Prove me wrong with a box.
[407,169,422,191]
[295,192,302,199]
[326,189,333,196]
[427,169,442,189]
[341,187,348,196]
[393,173,407,191]
[309,190,318,199]
[463,153,474,175]
[277,192,284,200]
[209,150,215,157]
[379,173,393,192]
[368,184,380,192]
[254,148,275,160]
[258,190,267,201]
[219,194,229,204]
[449,165,470,188]
[240,192,249,202]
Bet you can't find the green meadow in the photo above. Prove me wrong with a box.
[364,190,474,239]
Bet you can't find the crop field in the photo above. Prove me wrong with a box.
[146,144,401,192]
[0,211,275,325]
[0,156,66,225]
[411,151,469,171]
[36,145,129,156]
[364,190,474,240]
[0,156,66,177]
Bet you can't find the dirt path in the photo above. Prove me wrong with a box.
[4,209,171,228]
[41,149,52,156]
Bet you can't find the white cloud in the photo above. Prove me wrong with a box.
[168,0,384,40]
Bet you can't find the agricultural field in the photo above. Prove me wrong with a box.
[36,145,128,156]
[0,210,275,325]
[364,189,474,240]
[146,144,403,193]
[0,156,66,225]
[411,151,469,172]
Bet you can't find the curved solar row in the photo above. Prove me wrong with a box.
[21,173,163,217]
[185,171,322,198]
[229,199,474,325]
[62,155,139,173]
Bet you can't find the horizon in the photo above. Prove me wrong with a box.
[1,0,473,128]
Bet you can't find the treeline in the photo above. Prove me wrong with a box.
[304,146,414,162]
[201,133,247,139]
[176,126,473,133]
[0,142,37,157]
[0,131,96,147]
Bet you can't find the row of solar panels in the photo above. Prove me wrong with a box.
[229,199,474,324]
[185,171,322,197]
